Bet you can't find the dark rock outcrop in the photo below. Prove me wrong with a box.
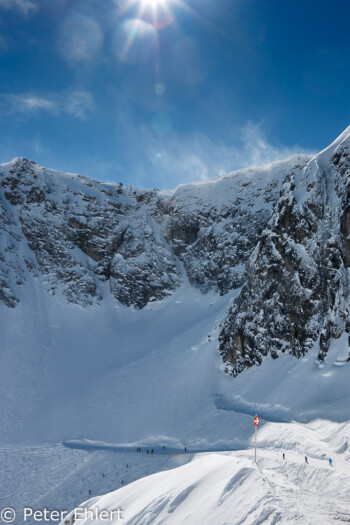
[219,128,350,374]
[166,157,308,294]
[0,155,307,310]
[2,128,350,375]
[0,158,180,308]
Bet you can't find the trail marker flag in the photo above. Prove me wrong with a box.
[254,414,260,463]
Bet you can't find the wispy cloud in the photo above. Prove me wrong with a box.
[0,91,94,119]
[239,121,312,168]
[56,14,104,65]
[0,0,37,15]
[8,95,57,112]
[136,121,315,188]
[64,91,95,118]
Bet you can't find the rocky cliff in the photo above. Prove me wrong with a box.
[0,155,307,310]
[166,158,308,294]
[0,158,183,309]
[219,127,350,374]
[1,128,350,375]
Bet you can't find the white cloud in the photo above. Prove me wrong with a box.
[0,0,37,15]
[0,91,94,119]
[8,95,57,112]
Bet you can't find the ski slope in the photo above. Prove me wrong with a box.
[61,420,350,525]
[1,279,350,523]
[1,135,350,522]
[0,280,350,522]
[1,280,350,447]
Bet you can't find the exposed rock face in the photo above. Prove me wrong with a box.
[2,128,350,375]
[219,128,350,375]
[0,155,308,310]
[166,157,308,294]
[0,158,180,308]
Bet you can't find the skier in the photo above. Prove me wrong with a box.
[282,453,285,460]
[151,449,154,455]
[147,449,149,454]
[329,458,333,467]
[121,480,124,485]
[305,456,308,464]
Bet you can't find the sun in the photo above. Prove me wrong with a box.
[141,0,165,4]
[141,0,170,5]
[122,0,174,12]
[140,0,174,12]
[135,0,176,30]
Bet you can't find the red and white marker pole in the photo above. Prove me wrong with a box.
[253,414,260,464]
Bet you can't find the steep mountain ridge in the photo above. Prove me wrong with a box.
[219,126,350,374]
[0,158,180,309]
[0,154,308,309]
[167,157,308,294]
[1,128,350,376]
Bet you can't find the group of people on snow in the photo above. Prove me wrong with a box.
[281,453,333,466]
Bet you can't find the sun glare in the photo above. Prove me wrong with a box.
[136,0,176,30]
[142,0,167,5]
[140,0,173,14]
[115,0,214,65]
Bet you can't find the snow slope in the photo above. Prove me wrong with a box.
[1,131,350,523]
[1,280,350,524]
[61,420,350,525]
[2,280,350,448]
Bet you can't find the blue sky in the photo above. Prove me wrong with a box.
[0,0,349,188]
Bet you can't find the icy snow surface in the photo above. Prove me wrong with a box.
[1,282,350,524]
[62,420,350,525]
[1,137,350,523]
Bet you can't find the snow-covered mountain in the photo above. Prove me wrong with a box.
[2,130,350,380]
[0,157,181,310]
[0,154,308,309]
[1,128,350,524]
[220,127,350,375]
[165,157,308,294]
